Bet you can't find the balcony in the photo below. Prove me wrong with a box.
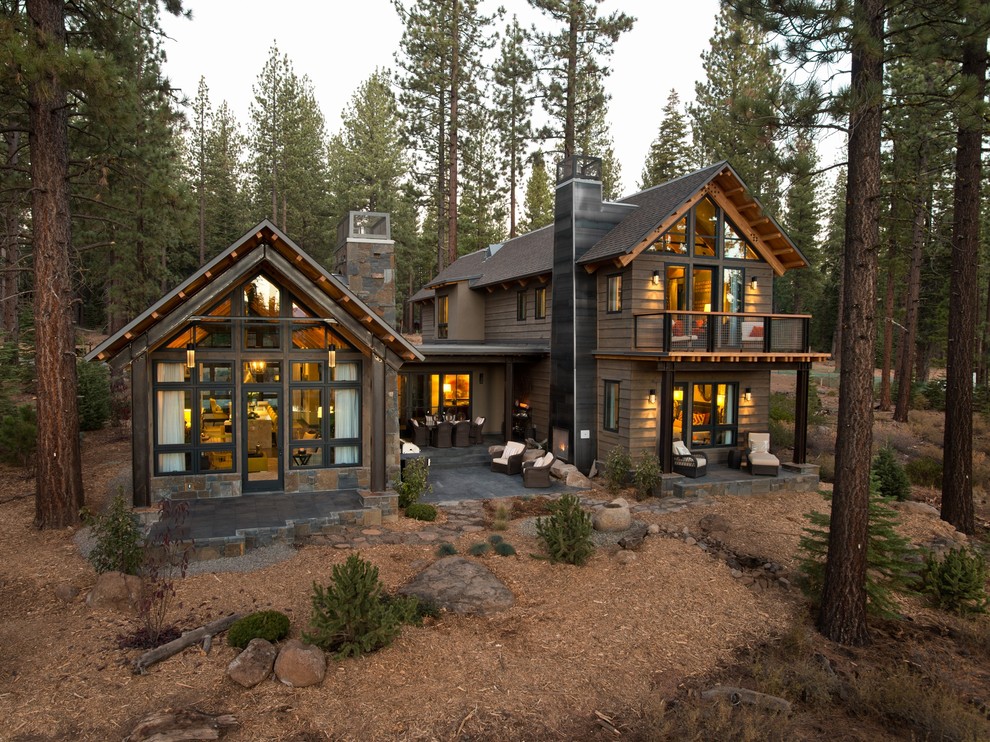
[633,311,821,358]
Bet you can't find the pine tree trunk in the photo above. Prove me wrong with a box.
[2,131,21,339]
[27,0,84,529]
[446,0,459,268]
[980,273,990,386]
[509,147,518,239]
[893,169,928,423]
[818,0,884,647]
[879,207,897,412]
[941,25,986,536]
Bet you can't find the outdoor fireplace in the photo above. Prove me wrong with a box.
[553,427,570,463]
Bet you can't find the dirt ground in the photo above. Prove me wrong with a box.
[1,399,989,740]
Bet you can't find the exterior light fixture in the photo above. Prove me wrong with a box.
[185,343,195,369]
[651,270,661,286]
[648,389,656,405]
[328,343,336,369]
[744,387,752,402]
[750,276,758,290]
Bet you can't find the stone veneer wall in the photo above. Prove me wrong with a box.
[335,238,396,326]
[151,472,241,501]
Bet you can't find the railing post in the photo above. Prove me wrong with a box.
[663,313,672,352]
[803,317,811,352]
[764,315,772,353]
[706,313,715,353]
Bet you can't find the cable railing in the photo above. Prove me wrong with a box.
[633,311,811,354]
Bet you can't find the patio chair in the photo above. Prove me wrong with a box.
[522,452,555,488]
[672,440,708,478]
[469,416,486,444]
[432,420,453,448]
[747,432,779,476]
[491,441,526,475]
[407,419,430,448]
[452,420,472,447]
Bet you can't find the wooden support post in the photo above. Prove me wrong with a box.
[658,362,675,473]
[504,361,514,442]
[131,351,151,507]
[371,350,386,491]
[794,363,810,465]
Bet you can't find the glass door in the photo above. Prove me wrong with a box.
[243,387,283,492]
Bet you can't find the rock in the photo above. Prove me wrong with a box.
[565,470,592,488]
[55,583,80,603]
[227,638,277,688]
[616,550,637,565]
[86,571,142,613]
[684,537,697,546]
[893,500,939,516]
[647,524,660,535]
[274,640,326,688]
[730,569,743,578]
[552,461,576,479]
[778,577,791,591]
[593,501,632,532]
[398,556,514,615]
[698,514,731,535]
[618,522,649,550]
[611,497,630,509]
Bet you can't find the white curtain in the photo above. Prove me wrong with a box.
[334,362,359,464]
[156,363,186,472]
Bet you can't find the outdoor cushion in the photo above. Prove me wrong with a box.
[749,433,770,453]
[493,441,525,464]
[672,440,691,457]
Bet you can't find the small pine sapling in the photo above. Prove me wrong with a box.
[535,493,594,566]
[923,547,989,616]
[871,446,911,501]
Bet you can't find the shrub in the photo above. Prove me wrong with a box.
[769,391,795,422]
[536,493,594,566]
[87,492,143,575]
[436,542,457,557]
[0,402,36,469]
[633,451,662,500]
[77,360,111,431]
[491,503,510,531]
[602,447,632,494]
[487,534,504,545]
[139,498,192,646]
[391,457,431,509]
[920,379,946,411]
[906,456,942,488]
[872,446,911,501]
[923,547,989,617]
[769,418,795,450]
[227,610,291,649]
[304,554,407,658]
[404,502,437,522]
[468,542,491,556]
[493,541,517,557]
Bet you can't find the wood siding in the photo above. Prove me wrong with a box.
[597,267,635,352]
[484,283,552,342]
[420,302,435,341]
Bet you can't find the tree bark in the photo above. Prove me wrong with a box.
[27,0,84,529]
[941,23,986,536]
[818,0,884,646]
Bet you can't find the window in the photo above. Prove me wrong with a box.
[288,361,362,467]
[648,200,759,261]
[535,286,547,319]
[607,274,623,313]
[436,295,448,339]
[604,381,620,432]
[517,290,527,321]
[723,217,759,260]
[672,382,737,447]
[694,198,718,256]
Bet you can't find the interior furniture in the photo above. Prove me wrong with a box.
[522,451,555,487]
[491,441,526,475]
[747,432,779,476]
[452,420,472,447]
[672,439,708,478]
[407,419,430,447]
[469,416,486,444]
[247,454,268,473]
[432,420,453,448]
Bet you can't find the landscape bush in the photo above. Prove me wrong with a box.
[906,455,942,488]
[77,360,111,431]
[920,379,946,411]
[468,542,491,556]
[536,493,594,566]
[392,457,431,509]
[404,502,437,522]
[871,446,911,501]
[0,402,37,469]
[491,503,509,531]
[436,542,457,557]
[769,418,795,450]
[602,446,631,494]
[227,610,291,649]
[139,498,192,646]
[304,553,414,657]
[923,547,988,617]
[87,492,143,575]
[493,541,516,557]
[632,451,662,499]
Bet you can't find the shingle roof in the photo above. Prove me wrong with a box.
[578,162,726,265]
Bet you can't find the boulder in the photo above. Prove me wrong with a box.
[892,500,939,517]
[86,571,142,613]
[551,460,576,479]
[618,521,649,550]
[565,470,592,488]
[593,500,632,532]
[398,556,514,615]
[55,583,80,603]
[698,514,732,536]
[274,639,326,688]
[227,638,278,688]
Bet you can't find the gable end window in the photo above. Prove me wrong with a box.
[535,286,547,319]
[517,290,528,321]
[604,380,620,432]
[436,295,448,339]
[607,274,623,313]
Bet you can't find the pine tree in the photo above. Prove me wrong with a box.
[774,132,822,314]
[191,77,211,266]
[519,151,554,234]
[203,101,249,255]
[640,89,692,190]
[458,105,507,255]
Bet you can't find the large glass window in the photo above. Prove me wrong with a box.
[648,200,759,262]
[289,361,361,468]
[724,217,759,260]
[437,295,448,339]
[666,265,687,311]
[673,382,738,448]
[694,198,718,257]
[604,381,620,432]
[607,274,623,313]
[652,215,687,254]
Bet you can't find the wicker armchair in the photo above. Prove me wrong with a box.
[522,452,554,488]
[491,441,526,475]
[452,420,472,447]
[407,419,430,447]
[672,440,707,478]
[469,416,486,444]
[432,420,453,448]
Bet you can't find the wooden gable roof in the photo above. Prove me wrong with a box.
[86,220,423,368]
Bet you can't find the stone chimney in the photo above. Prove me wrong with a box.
[333,212,396,326]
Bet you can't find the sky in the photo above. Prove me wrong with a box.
[159,0,843,197]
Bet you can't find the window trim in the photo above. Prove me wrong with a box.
[516,290,528,321]
[674,381,739,448]
[535,286,547,320]
[436,294,449,339]
[603,380,620,432]
[606,273,623,314]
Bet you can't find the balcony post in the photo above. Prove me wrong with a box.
[764,315,773,353]
[658,362,675,472]
[794,362,810,464]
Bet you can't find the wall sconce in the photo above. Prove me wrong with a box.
[750,276,758,290]
[648,389,656,405]
[651,270,661,286]
[328,343,336,369]
[744,387,752,402]
[185,343,195,369]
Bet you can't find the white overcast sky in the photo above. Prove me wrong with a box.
[160,0,844,196]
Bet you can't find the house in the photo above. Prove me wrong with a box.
[406,155,829,474]
[86,215,422,506]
